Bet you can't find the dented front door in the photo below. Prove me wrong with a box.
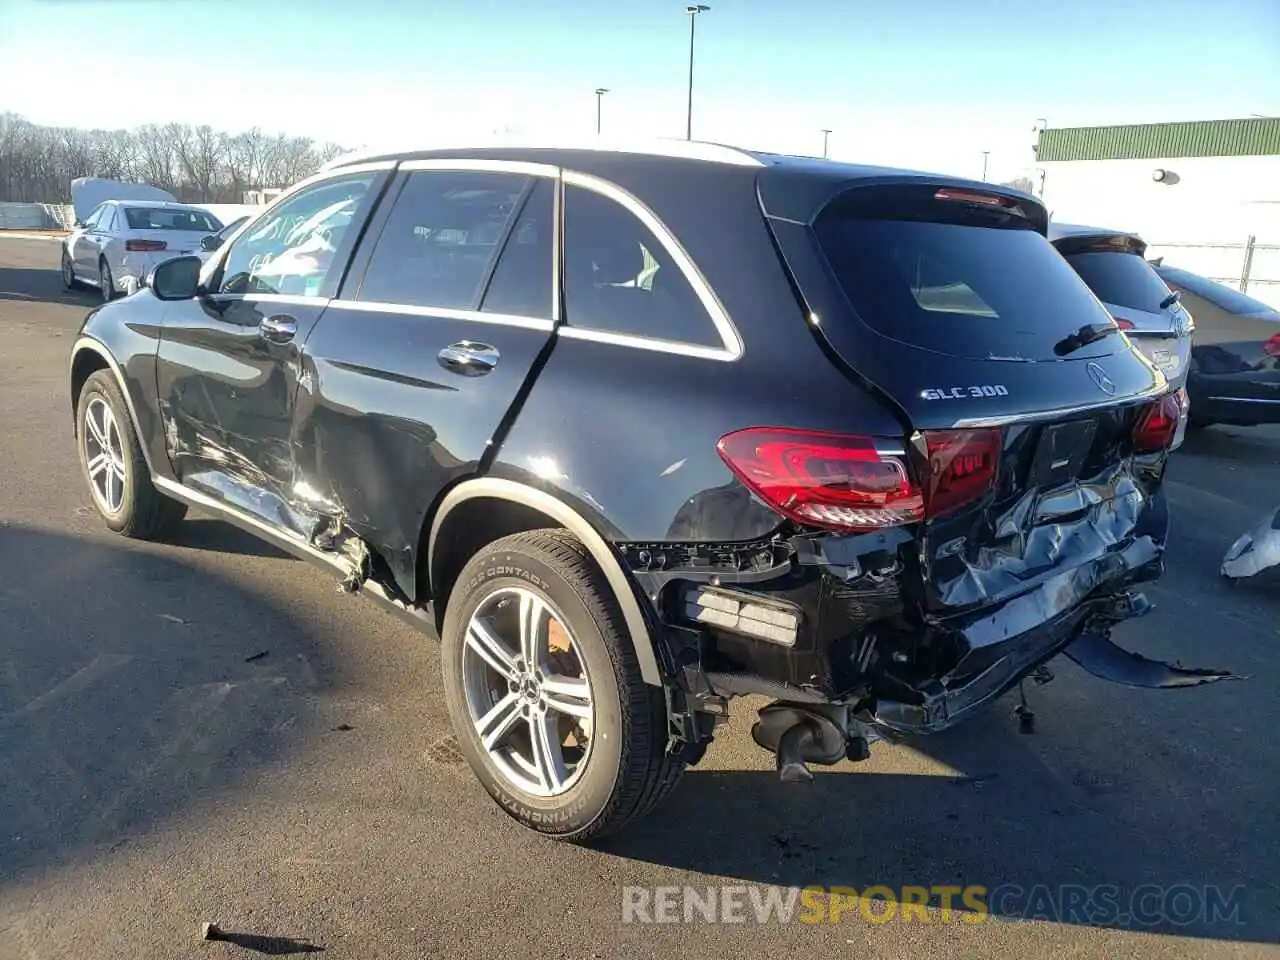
[155,168,388,533]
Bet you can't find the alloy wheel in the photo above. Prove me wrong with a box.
[461,586,595,797]
[100,261,113,302]
[83,396,127,514]
[62,252,74,286]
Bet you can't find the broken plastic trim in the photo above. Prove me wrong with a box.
[1221,506,1280,581]
[1063,630,1241,688]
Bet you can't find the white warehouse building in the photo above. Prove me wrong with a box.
[1032,117,1280,307]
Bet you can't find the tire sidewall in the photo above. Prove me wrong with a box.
[442,544,627,836]
[62,249,75,288]
[99,260,114,302]
[76,373,138,533]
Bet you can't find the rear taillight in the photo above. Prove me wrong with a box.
[1131,394,1181,453]
[1264,333,1280,358]
[125,239,167,252]
[716,427,1000,533]
[1113,317,1135,330]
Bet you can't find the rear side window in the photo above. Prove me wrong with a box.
[814,187,1118,361]
[1065,251,1173,314]
[563,184,717,346]
[358,170,529,311]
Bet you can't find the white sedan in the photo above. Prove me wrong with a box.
[61,198,223,302]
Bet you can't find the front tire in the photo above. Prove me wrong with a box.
[76,370,186,538]
[62,249,82,290]
[441,530,683,842]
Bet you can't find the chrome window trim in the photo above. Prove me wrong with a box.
[398,158,560,178]
[561,169,744,362]
[1206,396,1280,405]
[329,299,555,332]
[558,326,737,361]
[215,292,332,308]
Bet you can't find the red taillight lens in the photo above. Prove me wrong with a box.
[1264,333,1280,358]
[933,188,1012,207]
[717,427,1003,532]
[1132,394,1181,453]
[125,239,167,252]
[1113,317,1135,330]
[923,429,1002,516]
[717,428,923,532]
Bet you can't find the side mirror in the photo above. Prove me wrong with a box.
[74,219,85,229]
[149,255,203,301]
[200,234,224,252]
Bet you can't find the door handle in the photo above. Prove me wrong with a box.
[259,314,297,344]
[438,341,499,376]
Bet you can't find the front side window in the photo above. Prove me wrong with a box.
[83,204,106,229]
[357,170,531,310]
[98,206,117,232]
[218,172,377,298]
[562,184,715,345]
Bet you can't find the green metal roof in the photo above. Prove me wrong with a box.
[1035,118,1280,162]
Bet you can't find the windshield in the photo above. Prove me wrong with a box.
[125,207,221,232]
[1066,251,1173,314]
[815,199,1117,361]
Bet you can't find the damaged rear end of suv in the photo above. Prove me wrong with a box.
[644,162,1236,783]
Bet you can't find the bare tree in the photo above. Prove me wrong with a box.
[0,113,343,203]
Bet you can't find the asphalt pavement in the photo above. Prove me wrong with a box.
[1,236,1277,959]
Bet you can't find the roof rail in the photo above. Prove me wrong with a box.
[321,135,764,171]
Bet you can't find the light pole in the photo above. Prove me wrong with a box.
[594,88,609,135]
[821,128,832,159]
[981,150,990,181]
[685,4,710,140]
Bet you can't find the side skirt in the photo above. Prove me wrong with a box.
[153,476,438,638]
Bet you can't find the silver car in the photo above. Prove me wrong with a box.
[1050,222,1194,448]
[61,199,223,302]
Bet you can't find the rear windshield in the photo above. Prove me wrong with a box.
[814,191,1118,361]
[1065,251,1173,314]
[125,207,221,232]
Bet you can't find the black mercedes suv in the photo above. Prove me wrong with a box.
[68,140,1231,841]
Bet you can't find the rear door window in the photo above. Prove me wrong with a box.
[480,178,554,320]
[1065,251,1173,314]
[357,170,530,311]
[814,187,1119,361]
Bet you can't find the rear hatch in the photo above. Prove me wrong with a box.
[761,177,1175,618]
[1051,229,1192,389]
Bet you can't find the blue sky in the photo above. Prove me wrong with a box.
[1,0,1276,181]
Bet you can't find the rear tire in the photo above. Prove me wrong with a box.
[441,529,683,842]
[76,370,187,538]
[98,258,116,302]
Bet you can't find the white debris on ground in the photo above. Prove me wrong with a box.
[1222,505,1280,580]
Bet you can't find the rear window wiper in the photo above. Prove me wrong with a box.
[1159,290,1180,311]
[1054,321,1120,357]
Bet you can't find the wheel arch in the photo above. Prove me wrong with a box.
[69,337,156,474]
[427,478,665,687]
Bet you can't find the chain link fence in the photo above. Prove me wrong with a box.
[1146,236,1280,308]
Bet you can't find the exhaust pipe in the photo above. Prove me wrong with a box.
[751,702,870,783]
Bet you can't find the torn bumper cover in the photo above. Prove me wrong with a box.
[1221,505,1280,581]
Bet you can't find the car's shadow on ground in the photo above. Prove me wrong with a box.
[601,700,1277,944]
[0,523,331,889]
[0,265,100,306]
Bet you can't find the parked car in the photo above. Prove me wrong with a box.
[68,141,1233,841]
[62,198,223,302]
[197,215,249,261]
[1150,264,1280,428]
[1050,223,1194,448]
